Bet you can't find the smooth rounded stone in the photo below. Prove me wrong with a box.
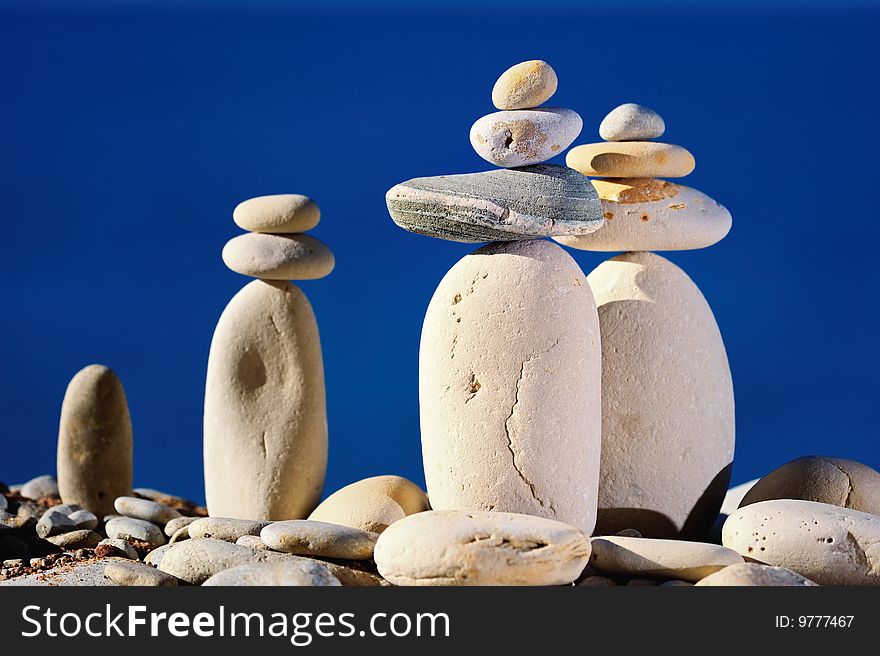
[36,509,75,538]
[235,535,269,550]
[587,252,734,539]
[46,529,102,549]
[577,575,617,587]
[233,194,320,234]
[164,516,199,537]
[96,538,139,560]
[491,60,558,110]
[114,496,181,526]
[169,527,191,544]
[590,536,743,583]
[308,475,429,534]
[566,142,695,178]
[143,544,172,567]
[420,240,601,533]
[189,517,271,542]
[203,560,341,587]
[696,562,818,587]
[739,456,880,515]
[554,179,731,251]
[105,561,177,587]
[204,279,328,520]
[722,499,880,586]
[57,365,133,516]
[19,475,58,500]
[221,233,335,281]
[599,103,665,141]
[386,164,603,243]
[720,479,759,516]
[374,510,591,586]
[470,108,582,168]
[105,517,166,548]
[50,504,82,516]
[260,520,379,560]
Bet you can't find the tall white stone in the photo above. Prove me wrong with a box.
[587,252,734,539]
[204,279,327,520]
[419,239,601,534]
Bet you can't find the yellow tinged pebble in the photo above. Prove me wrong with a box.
[491,60,558,110]
[566,142,695,178]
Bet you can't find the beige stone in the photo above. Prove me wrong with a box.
[566,142,695,178]
[419,239,601,533]
[202,560,341,586]
[233,194,320,233]
[308,475,429,533]
[587,252,734,539]
[491,60,558,110]
[235,535,269,550]
[260,520,378,560]
[739,456,880,515]
[222,233,334,280]
[555,179,731,251]
[469,108,582,168]
[374,510,591,586]
[57,365,133,517]
[104,561,177,586]
[204,280,327,520]
[695,562,818,587]
[722,499,880,585]
[590,536,743,582]
[188,517,271,542]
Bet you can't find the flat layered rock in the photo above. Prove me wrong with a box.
[470,108,582,167]
[695,562,818,587]
[374,510,591,586]
[567,142,695,178]
[203,560,341,586]
[260,520,378,560]
[555,178,731,251]
[722,499,880,585]
[589,536,742,582]
[386,164,603,243]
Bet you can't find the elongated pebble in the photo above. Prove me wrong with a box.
[589,536,743,582]
[233,194,320,234]
[188,517,271,542]
[260,520,379,560]
[105,561,177,586]
[222,233,335,280]
[114,496,181,526]
[203,560,341,587]
[105,516,166,548]
[567,142,695,178]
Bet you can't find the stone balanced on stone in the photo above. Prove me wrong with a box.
[557,103,735,539]
[386,60,604,535]
[204,194,332,520]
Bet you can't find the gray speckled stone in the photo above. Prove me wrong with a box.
[46,529,102,549]
[599,103,665,141]
[36,509,74,538]
[203,560,341,587]
[188,517,271,542]
[105,516,166,548]
[386,164,603,243]
[114,496,181,526]
[67,509,98,530]
[20,475,58,500]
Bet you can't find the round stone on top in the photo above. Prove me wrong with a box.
[233,194,320,234]
[599,103,665,142]
[491,60,558,110]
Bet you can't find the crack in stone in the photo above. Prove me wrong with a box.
[503,340,559,513]
[822,458,855,508]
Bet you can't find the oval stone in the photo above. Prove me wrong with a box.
[233,194,320,233]
[566,142,695,178]
[695,562,818,587]
[222,233,335,280]
[491,60,558,110]
[260,520,378,560]
[188,517,271,542]
[374,510,591,586]
[204,280,328,520]
[555,178,731,251]
[308,475,429,533]
[589,536,742,582]
[105,561,177,587]
[105,516,166,548]
[114,496,181,526]
[739,456,880,515]
[202,560,341,587]
[722,499,880,585]
[599,103,665,142]
[470,108,582,168]
[420,239,601,533]
[163,516,199,538]
[587,252,734,539]
[57,365,133,516]
[19,474,58,500]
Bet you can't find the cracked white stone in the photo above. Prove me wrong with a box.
[419,239,601,533]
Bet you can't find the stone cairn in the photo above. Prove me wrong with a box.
[204,195,333,521]
[3,62,880,588]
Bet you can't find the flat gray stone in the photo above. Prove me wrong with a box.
[599,103,665,141]
[260,520,378,560]
[36,509,75,538]
[67,509,98,530]
[20,475,58,500]
[45,529,102,549]
[203,560,341,587]
[104,561,177,586]
[105,516,166,547]
[386,164,603,243]
[114,496,181,526]
[188,517,271,542]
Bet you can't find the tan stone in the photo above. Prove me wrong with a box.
[57,365,133,517]
[222,233,334,280]
[308,475,429,533]
[590,536,742,582]
[374,510,591,586]
[566,142,695,178]
[260,520,378,560]
[419,239,601,533]
[555,179,731,251]
[587,252,734,539]
[695,562,818,587]
[491,60,558,110]
[233,194,320,233]
[722,499,880,585]
[204,280,327,520]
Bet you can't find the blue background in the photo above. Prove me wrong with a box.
[2,1,878,505]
